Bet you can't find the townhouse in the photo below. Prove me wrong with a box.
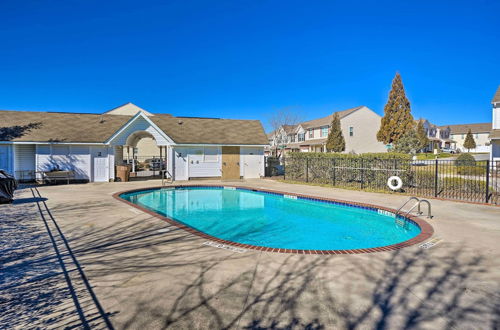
[269,106,387,154]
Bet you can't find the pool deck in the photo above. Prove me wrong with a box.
[1,179,500,329]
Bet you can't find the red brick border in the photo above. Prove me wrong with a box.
[112,185,434,255]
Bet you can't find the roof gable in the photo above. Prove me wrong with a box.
[299,106,364,129]
[106,112,174,146]
[492,85,500,103]
[103,102,155,116]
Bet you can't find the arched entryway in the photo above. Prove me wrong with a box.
[115,130,168,179]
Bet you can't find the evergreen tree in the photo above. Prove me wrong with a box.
[377,73,415,144]
[416,120,429,152]
[393,127,420,154]
[463,129,476,152]
[325,112,345,152]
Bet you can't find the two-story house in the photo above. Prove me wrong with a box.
[441,123,492,153]
[417,119,453,151]
[490,85,500,161]
[266,124,298,156]
[270,106,387,154]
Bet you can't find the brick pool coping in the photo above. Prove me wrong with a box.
[113,184,434,255]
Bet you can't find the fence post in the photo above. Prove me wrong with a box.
[360,158,364,189]
[283,156,286,181]
[331,158,336,186]
[434,158,438,197]
[485,160,490,203]
[306,158,309,183]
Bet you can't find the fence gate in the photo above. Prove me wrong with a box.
[127,155,167,180]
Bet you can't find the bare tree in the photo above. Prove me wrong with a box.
[268,107,302,157]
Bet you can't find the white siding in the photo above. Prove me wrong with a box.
[14,144,36,180]
[36,144,92,181]
[186,147,222,178]
[493,103,500,130]
[0,145,13,173]
[70,146,91,180]
[110,116,171,146]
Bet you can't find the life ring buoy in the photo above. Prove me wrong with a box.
[387,176,403,190]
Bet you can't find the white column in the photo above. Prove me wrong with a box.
[132,147,136,172]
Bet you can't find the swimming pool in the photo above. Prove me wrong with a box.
[118,186,433,254]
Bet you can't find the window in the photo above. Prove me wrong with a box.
[349,126,354,137]
[203,147,218,162]
[298,133,305,142]
[308,129,314,138]
[290,134,296,142]
[321,126,328,137]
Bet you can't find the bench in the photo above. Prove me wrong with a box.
[41,170,75,185]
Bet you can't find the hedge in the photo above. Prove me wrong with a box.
[286,152,411,161]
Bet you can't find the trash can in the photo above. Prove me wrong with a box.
[115,165,131,182]
[0,170,18,204]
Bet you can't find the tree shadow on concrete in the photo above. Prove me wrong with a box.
[0,188,115,329]
[3,187,499,330]
[52,197,500,329]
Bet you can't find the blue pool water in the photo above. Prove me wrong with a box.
[121,187,421,250]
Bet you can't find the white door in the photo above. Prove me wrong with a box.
[92,147,109,182]
[188,148,204,178]
[0,145,11,172]
[174,148,188,180]
[242,147,262,178]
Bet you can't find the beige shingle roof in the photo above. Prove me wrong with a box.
[0,111,130,143]
[492,85,500,103]
[0,110,268,145]
[489,129,500,139]
[150,116,268,145]
[299,106,363,129]
[442,123,492,135]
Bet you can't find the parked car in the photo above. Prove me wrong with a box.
[441,147,458,154]
[269,164,284,176]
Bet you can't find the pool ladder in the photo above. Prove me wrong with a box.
[161,170,174,187]
[396,197,433,219]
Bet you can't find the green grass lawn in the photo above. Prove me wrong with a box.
[416,153,455,160]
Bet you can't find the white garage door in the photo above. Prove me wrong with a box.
[242,147,262,178]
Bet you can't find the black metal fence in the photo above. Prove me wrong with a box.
[120,156,166,178]
[280,157,500,205]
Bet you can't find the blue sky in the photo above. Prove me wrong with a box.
[0,0,499,131]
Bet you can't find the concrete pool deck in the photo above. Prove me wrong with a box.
[1,179,500,329]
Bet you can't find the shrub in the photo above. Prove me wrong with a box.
[286,152,411,161]
[455,153,476,167]
[285,152,413,187]
[442,177,487,194]
[456,166,486,176]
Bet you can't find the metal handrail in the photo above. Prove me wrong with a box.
[403,203,421,218]
[161,169,174,187]
[396,197,420,215]
[397,197,433,219]
[418,200,432,219]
